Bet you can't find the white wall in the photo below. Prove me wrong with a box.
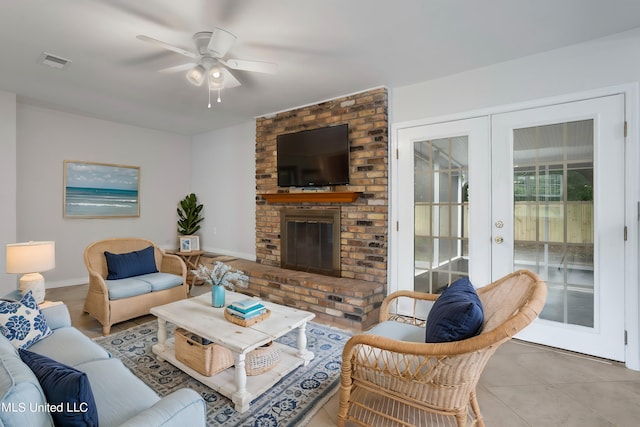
[191,121,256,260]
[0,92,17,292]
[14,104,191,289]
[393,28,640,123]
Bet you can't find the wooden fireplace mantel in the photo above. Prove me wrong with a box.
[260,191,361,203]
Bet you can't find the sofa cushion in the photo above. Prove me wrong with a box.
[41,303,73,331]
[359,321,429,381]
[0,335,54,426]
[425,277,484,343]
[78,358,160,426]
[105,277,152,300]
[0,291,52,349]
[105,246,158,280]
[19,349,99,427]
[135,272,184,292]
[28,327,111,367]
[366,321,425,343]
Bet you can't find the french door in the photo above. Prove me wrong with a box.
[397,117,492,295]
[396,94,626,361]
[492,95,625,360]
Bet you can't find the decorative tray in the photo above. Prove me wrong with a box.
[224,308,271,327]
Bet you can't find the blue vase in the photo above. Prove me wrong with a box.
[212,285,225,308]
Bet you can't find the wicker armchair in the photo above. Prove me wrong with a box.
[338,270,547,427]
[83,238,188,335]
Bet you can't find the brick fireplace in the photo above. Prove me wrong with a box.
[250,87,388,330]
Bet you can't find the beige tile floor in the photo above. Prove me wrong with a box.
[48,284,640,426]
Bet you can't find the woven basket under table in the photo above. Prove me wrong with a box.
[245,341,280,376]
[174,328,233,376]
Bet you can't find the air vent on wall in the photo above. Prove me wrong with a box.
[38,52,71,69]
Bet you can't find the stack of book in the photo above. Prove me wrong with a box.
[226,298,267,320]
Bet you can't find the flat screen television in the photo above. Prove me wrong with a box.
[277,123,350,187]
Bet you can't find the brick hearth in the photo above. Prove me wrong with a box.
[227,258,384,331]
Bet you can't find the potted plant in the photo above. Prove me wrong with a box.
[177,193,204,249]
[192,262,249,307]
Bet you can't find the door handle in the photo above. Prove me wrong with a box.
[495,236,504,244]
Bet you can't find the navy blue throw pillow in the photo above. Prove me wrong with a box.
[104,246,158,280]
[425,277,484,343]
[19,349,99,427]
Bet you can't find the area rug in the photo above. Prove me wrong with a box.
[94,320,351,426]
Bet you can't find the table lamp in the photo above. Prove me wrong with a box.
[6,241,55,304]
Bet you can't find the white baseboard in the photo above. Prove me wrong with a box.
[202,247,256,261]
[46,277,88,288]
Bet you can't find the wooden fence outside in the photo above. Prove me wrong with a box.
[415,202,593,244]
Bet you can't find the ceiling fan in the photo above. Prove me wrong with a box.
[136,28,277,106]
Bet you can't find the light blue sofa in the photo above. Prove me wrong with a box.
[0,303,206,426]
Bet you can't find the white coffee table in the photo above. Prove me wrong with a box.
[150,291,315,413]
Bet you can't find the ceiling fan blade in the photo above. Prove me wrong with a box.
[158,63,197,73]
[136,35,198,59]
[221,68,241,88]
[207,28,237,58]
[222,58,277,74]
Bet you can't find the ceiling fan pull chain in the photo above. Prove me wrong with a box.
[217,88,222,103]
[208,88,212,109]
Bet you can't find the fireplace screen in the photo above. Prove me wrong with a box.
[280,209,340,277]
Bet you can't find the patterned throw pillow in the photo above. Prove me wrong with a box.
[0,291,52,349]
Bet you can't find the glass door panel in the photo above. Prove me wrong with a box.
[513,120,594,328]
[414,136,469,293]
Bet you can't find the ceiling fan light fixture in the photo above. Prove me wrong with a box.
[137,28,273,108]
[186,64,206,86]
[209,66,224,87]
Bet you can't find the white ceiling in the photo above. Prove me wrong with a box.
[2,0,640,136]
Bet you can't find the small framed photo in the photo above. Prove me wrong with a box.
[179,235,199,252]
[189,235,200,251]
[179,237,192,252]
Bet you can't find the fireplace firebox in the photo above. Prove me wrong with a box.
[280,208,340,277]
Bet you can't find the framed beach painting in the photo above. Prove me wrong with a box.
[64,160,140,218]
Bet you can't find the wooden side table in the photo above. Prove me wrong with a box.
[173,250,205,288]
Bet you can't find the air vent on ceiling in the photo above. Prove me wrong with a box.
[39,52,72,69]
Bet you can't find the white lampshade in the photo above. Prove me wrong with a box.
[6,241,55,273]
[6,241,55,303]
